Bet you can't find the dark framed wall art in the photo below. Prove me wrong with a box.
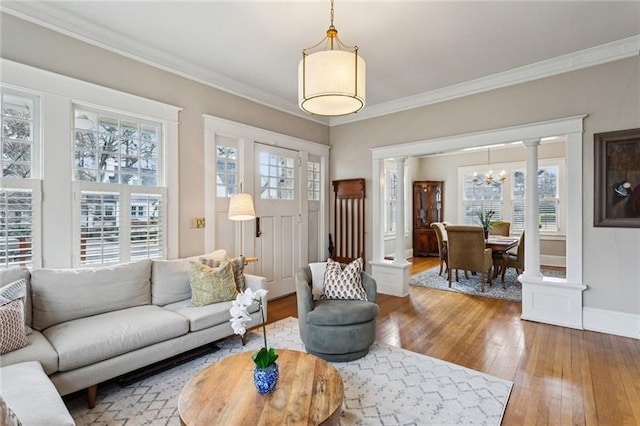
[594,128,640,227]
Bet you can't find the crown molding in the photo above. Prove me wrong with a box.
[0,3,329,126]
[331,35,640,126]
[2,3,637,128]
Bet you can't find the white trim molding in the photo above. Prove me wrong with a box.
[583,307,640,340]
[520,275,586,330]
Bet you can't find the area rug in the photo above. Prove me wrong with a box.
[410,267,565,302]
[66,317,512,425]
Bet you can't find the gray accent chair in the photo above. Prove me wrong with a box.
[295,266,379,362]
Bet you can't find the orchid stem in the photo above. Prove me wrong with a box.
[259,299,267,349]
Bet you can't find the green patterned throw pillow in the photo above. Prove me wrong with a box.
[188,261,238,306]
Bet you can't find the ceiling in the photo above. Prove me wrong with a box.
[3,1,640,125]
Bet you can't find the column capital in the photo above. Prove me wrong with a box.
[522,138,541,147]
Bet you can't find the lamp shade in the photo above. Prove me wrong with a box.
[298,49,366,116]
[228,193,256,221]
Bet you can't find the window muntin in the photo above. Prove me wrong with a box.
[307,160,320,201]
[74,109,160,186]
[258,152,295,200]
[216,146,238,197]
[74,106,165,265]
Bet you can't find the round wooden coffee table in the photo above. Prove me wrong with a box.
[178,349,344,425]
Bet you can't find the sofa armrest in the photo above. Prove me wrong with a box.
[362,271,377,303]
[244,273,268,321]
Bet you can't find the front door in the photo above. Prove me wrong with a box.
[253,143,300,300]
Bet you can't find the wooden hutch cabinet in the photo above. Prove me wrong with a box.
[412,181,444,257]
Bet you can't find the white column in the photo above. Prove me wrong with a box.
[371,158,384,263]
[394,157,407,264]
[522,139,542,278]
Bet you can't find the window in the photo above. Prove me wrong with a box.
[0,89,40,268]
[383,160,408,235]
[511,166,559,232]
[307,160,320,201]
[216,146,238,197]
[462,173,504,226]
[258,152,295,200]
[459,157,565,235]
[73,107,166,265]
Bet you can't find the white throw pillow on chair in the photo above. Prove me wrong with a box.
[308,262,327,300]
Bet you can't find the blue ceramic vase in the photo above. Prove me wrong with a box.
[253,363,279,394]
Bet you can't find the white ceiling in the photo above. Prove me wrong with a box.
[3,1,640,125]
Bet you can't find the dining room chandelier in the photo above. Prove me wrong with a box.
[298,0,366,116]
[473,147,506,186]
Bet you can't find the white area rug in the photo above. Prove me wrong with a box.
[67,317,512,425]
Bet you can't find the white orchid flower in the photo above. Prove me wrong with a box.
[253,289,268,300]
[237,288,255,307]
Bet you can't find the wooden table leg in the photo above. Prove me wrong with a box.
[501,252,508,288]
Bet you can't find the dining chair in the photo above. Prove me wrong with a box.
[489,221,511,236]
[493,231,525,277]
[430,222,448,276]
[445,225,493,292]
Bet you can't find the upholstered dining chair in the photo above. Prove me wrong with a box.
[430,222,448,276]
[445,225,493,292]
[489,221,511,236]
[295,265,379,362]
[493,231,524,275]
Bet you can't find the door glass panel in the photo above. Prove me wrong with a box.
[258,151,295,200]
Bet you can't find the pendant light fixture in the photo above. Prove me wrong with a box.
[298,0,366,116]
[473,147,507,186]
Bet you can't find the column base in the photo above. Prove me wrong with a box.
[369,260,411,297]
[520,274,586,329]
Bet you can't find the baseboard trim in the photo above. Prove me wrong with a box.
[583,307,640,340]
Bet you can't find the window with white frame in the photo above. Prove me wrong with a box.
[383,160,408,235]
[73,107,165,265]
[0,88,40,268]
[258,152,295,200]
[216,146,238,197]
[307,160,320,201]
[459,158,565,235]
[511,166,560,232]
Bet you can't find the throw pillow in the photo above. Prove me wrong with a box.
[199,249,227,268]
[0,279,30,335]
[0,279,26,306]
[308,262,328,300]
[188,261,238,306]
[228,256,246,292]
[0,299,29,355]
[322,258,368,301]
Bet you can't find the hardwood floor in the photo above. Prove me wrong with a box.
[266,257,640,425]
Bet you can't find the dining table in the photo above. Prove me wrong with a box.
[485,236,519,287]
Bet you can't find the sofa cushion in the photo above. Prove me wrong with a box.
[0,329,59,374]
[164,298,259,332]
[189,261,238,306]
[307,299,379,326]
[31,260,151,330]
[151,257,192,306]
[228,256,246,292]
[0,299,29,355]
[43,305,189,371]
[0,268,32,328]
[0,361,74,426]
[199,249,227,268]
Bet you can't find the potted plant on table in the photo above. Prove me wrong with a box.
[476,209,495,239]
[229,288,279,394]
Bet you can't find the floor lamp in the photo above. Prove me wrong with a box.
[228,191,256,257]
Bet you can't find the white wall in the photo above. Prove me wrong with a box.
[330,57,640,316]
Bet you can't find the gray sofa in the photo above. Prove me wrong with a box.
[0,256,266,422]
